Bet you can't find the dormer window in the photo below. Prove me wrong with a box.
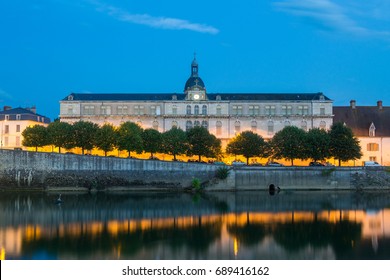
[67,95,74,101]
[172,95,177,101]
[369,123,376,137]
[216,95,221,101]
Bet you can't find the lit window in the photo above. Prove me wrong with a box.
[100,105,111,115]
[16,125,20,132]
[152,121,159,130]
[319,121,326,130]
[234,121,241,134]
[367,143,379,151]
[5,125,9,134]
[216,121,222,136]
[172,121,178,128]
[267,121,274,135]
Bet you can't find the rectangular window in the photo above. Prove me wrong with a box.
[16,136,20,147]
[249,106,254,116]
[134,105,145,115]
[4,136,8,147]
[172,106,177,115]
[150,105,156,115]
[281,105,287,115]
[4,125,9,134]
[117,105,128,115]
[320,108,325,115]
[367,143,379,151]
[369,156,377,161]
[100,105,111,115]
[216,106,222,116]
[267,123,274,135]
[84,105,95,115]
[237,106,243,116]
[303,106,309,115]
[286,106,292,115]
[232,106,238,115]
[67,106,73,115]
[16,125,20,132]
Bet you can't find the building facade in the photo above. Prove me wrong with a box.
[0,106,51,150]
[334,100,390,166]
[59,57,333,146]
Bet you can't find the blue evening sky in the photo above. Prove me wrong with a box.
[1,0,390,120]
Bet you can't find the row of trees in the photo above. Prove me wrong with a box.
[22,120,362,166]
[22,120,221,161]
[227,123,362,166]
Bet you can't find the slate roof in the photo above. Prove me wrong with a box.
[0,107,51,123]
[333,106,390,137]
[63,92,330,102]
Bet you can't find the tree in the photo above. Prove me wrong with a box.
[329,122,362,166]
[142,128,162,158]
[117,122,143,157]
[72,120,99,154]
[47,121,75,153]
[95,123,117,156]
[161,127,188,161]
[22,125,49,151]
[186,126,222,161]
[226,131,269,165]
[270,126,307,165]
[305,128,331,162]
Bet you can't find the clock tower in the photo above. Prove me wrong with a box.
[184,55,207,101]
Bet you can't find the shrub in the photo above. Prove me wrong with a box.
[215,167,230,180]
[192,178,201,190]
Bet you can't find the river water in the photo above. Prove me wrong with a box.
[1,190,389,260]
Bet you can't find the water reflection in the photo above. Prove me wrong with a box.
[0,191,390,259]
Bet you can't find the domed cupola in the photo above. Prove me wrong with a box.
[184,54,207,101]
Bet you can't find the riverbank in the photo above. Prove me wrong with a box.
[1,149,390,191]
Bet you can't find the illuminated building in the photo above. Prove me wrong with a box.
[59,56,333,146]
[0,106,50,150]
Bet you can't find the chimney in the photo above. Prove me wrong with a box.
[3,106,11,111]
[350,100,356,109]
[377,100,383,110]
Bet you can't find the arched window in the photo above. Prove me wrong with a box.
[267,121,274,135]
[152,121,159,130]
[186,120,193,131]
[194,120,200,127]
[194,105,199,115]
[301,121,307,131]
[202,105,207,115]
[172,121,178,128]
[234,121,241,134]
[251,120,257,132]
[284,120,291,127]
[186,105,191,115]
[202,120,208,130]
[216,121,222,136]
[319,121,326,130]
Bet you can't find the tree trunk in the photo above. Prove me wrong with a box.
[173,154,177,161]
[338,159,341,166]
[246,157,249,165]
[82,148,84,155]
[291,159,294,166]
[198,155,201,162]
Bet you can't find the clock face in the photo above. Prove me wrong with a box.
[194,94,200,100]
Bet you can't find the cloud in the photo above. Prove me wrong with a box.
[89,0,219,35]
[274,0,390,38]
[0,89,13,100]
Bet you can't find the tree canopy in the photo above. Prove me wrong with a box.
[142,128,162,157]
[305,128,331,162]
[95,123,117,156]
[72,120,99,154]
[329,122,362,166]
[161,127,188,161]
[47,121,74,153]
[271,126,307,165]
[22,125,49,151]
[226,131,269,164]
[186,126,222,161]
[117,122,144,157]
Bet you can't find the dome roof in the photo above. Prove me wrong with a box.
[184,77,205,91]
[184,56,206,92]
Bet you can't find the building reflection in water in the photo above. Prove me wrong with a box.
[0,191,390,260]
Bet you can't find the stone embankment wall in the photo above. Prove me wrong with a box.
[0,150,218,190]
[1,150,390,191]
